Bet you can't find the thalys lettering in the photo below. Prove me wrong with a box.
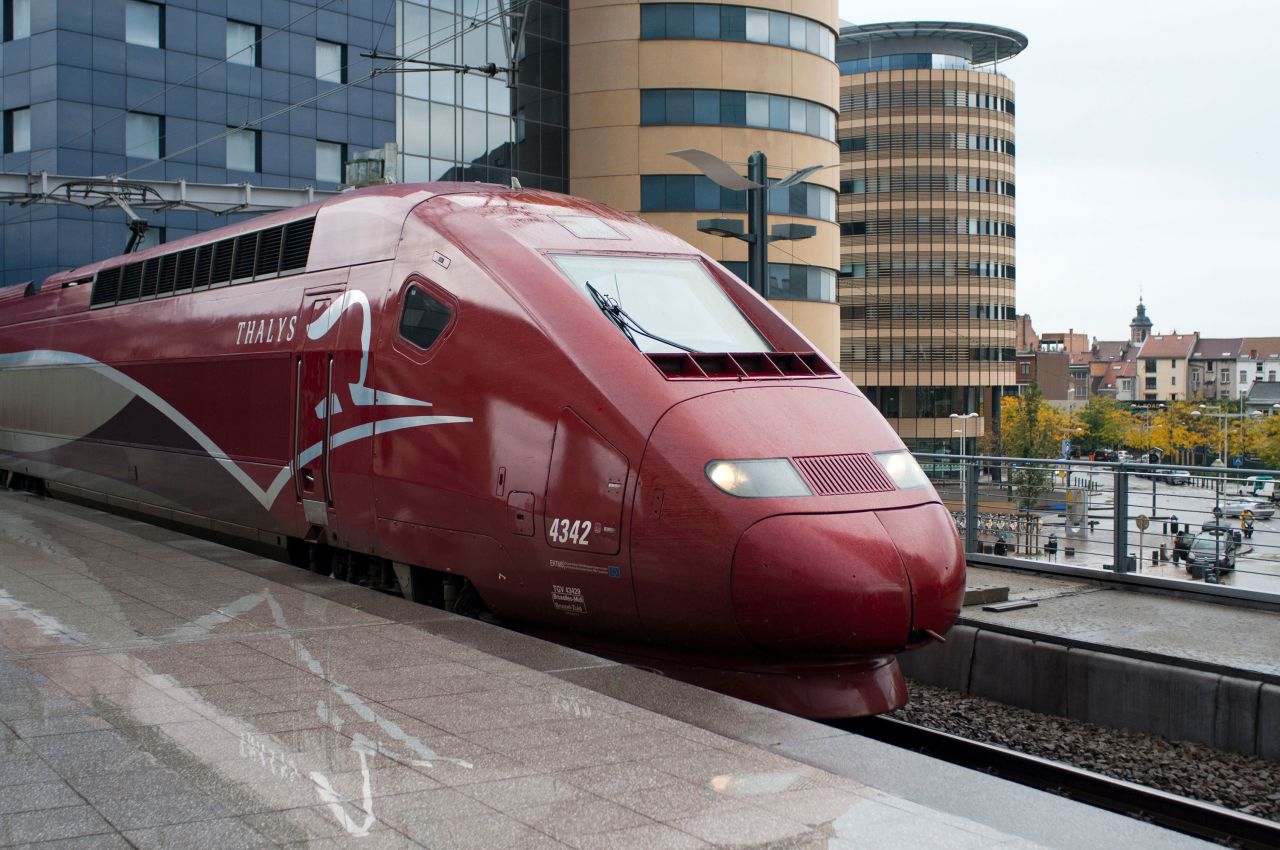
[0,182,965,720]
[236,316,296,346]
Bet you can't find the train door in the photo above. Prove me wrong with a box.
[294,290,340,529]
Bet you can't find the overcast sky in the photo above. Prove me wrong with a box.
[836,0,1280,342]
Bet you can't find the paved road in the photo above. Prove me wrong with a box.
[960,471,1280,595]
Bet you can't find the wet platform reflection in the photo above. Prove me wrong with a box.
[0,492,1038,848]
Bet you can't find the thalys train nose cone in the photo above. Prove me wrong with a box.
[730,504,964,655]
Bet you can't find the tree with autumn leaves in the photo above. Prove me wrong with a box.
[1002,389,1280,469]
[999,384,1070,511]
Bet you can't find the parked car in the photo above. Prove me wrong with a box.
[1161,468,1191,485]
[1184,532,1236,580]
[1220,499,1275,519]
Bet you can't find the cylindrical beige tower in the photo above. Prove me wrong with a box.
[568,0,843,359]
[837,22,1027,452]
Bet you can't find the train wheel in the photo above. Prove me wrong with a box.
[309,544,334,577]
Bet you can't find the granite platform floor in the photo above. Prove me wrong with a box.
[0,491,1211,849]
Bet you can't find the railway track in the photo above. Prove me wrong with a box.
[842,716,1280,850]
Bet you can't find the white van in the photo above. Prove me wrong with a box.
[1241,476,1278,502]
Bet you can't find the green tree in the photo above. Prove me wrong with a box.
[1001,385,1068,511]
[1253,415,1280,469]
[1002,384,1069,458]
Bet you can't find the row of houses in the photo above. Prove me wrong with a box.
[1017,300,1280,413]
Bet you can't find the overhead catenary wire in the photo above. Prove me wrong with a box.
[121,0,527,179]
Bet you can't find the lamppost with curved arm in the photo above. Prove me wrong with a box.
[949,411,979,458]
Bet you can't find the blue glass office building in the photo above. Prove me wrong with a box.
[0,0,567,286]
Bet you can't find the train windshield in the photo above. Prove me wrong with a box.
[551,255,771,354]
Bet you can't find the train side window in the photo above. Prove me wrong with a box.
[399,286,452,350]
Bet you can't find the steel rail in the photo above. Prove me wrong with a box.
[842,716,1280,850]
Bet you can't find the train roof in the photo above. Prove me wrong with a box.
[32,182,641,290]
[0,183,687,323]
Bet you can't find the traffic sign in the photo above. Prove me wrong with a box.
[1061,439,1071,457]
[1135,514,1150,531]
[1213,506,1224,520]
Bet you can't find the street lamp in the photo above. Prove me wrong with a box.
[949,412,979,458]
[670,149,827,296]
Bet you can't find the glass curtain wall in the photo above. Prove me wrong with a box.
[397,0,566,189]
[839,61,1017,440]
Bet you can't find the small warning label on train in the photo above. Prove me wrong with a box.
[549,558,608,575]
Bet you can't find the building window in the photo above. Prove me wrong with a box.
[125,0,162,48]
[316,40,345,83]
[1020,362,1029,376]
[639,4,835,61]
[914,387,954,419]
[641,174,835,221]
[839,131,1014,157]
[3,107,31,153]
[1221,369,1229,383]
[1241,370,1248,384]
[1145,358,1157,371]
[837,52,973,74]
[1172,375,1176,386]
[227,20,260,67]
[1145,376,1157,390]
[2,0,30,41]
[864,387,901,418]
[316,140,345,183]
[720,261,836,302]
[125,112,162,160]
[226,128,259,172]
[640,89,835,142]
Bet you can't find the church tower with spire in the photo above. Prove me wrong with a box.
[1130,299,1152,344]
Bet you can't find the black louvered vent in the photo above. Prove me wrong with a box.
[140,259,160,298]
[119,263,143,301]
[210,239,234,285]
[157,254,178,296]
[174,249,196,293]
[232,233,257,280]
[193,244,213,288]
[281,218,314,270]
[256,227,282,276]
[88,216,318,309]
[91,267,121,306]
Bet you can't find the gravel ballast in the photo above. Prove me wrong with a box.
[892,681,1280,823]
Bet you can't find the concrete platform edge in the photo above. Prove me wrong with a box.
[900,623,1279,758]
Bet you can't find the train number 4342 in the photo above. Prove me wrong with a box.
[549,518,592,546]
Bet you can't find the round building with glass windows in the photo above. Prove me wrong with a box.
[836,21,1027,453]
[568,0,842,357]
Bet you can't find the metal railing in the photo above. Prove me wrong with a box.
[919,453,1280,601]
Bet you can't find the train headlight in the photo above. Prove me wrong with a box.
[874,450,930,490]
[705,459,812,498]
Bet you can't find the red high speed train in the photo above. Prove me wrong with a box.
[0,184,963,717]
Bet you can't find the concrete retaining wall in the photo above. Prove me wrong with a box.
[899,626,1279,758]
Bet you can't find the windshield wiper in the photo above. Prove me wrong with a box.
[585,281,699,353]
[585,281,639,349]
